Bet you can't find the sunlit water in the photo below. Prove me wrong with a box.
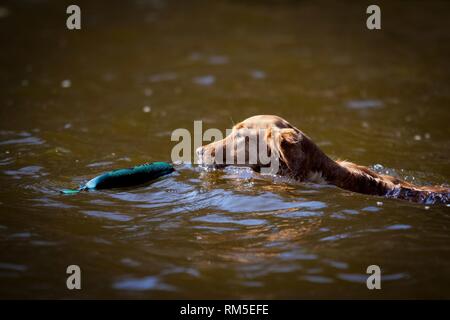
[0,0,449,298]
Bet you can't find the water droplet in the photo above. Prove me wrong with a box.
[373,164,384,171]
[61,79,71,88]
[414,134,422,141]
[376,201,383,206]
[142,106,151,113]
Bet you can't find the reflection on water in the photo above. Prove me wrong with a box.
[345,99,384,110]
[0,0,449,298]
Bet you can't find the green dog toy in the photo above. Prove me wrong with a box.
[61,161,174,194]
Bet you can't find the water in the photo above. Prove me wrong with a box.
[0,0,449,298]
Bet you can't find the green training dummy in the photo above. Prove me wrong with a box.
[61,162,174,194]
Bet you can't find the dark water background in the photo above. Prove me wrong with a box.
[0,0,449,298]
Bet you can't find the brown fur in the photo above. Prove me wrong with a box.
[196,115,449,204]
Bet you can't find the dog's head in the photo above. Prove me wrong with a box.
[196,115,308,176]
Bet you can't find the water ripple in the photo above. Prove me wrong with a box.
[192,214,267,226]
[113,276,175,291]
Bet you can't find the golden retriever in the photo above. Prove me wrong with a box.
[196,115,449,204]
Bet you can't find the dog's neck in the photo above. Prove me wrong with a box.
[288,138,393,196]
[301,143,448,203]
[318,158,391,196]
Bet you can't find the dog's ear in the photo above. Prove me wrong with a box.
[279,128,301,145]
[263,127,303,174]
[278,129,302,171]
[264,127,299,145]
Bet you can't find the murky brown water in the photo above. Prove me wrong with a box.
[0,0,449,299]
